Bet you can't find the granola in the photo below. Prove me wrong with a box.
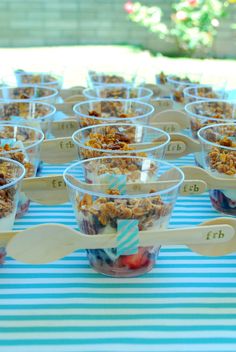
[0,86,56,101]
[89,71,125,85]
[77,126,145,159]
[0,170,16,219]
[78,101,138,128]
[0,144,34,178]
[189,101,235,138]
[0,102,52,121]
[85,157,157,183]
[167,75,199,103]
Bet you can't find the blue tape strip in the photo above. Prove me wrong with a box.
[117,219,139,256]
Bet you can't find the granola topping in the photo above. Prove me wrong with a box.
[0,169,17,219]
[77,191,171,232]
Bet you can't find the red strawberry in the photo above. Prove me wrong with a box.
[119,248,150,269]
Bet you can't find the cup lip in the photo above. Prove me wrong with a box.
[185,99,236,122]
[83,85,153,100]
[0,100,56,121]
[14,71,63,86]
[0,123,44,154]
[63,155,185,199]
[198,122,236,151]
[183,84,227,100]
[166,74,200,86]
[73,99,155,121]
[72,122,170,154]
[0,156,26,190]
[0,85,59,102]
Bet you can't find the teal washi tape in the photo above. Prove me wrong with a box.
[0,138,17,147]
[102,174,127,195]
[117,219,139,256]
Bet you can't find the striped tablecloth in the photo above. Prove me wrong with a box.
[1,154,236,352]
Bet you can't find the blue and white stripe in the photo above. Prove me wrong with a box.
[0,154,235,351]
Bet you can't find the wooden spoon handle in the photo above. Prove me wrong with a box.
[51,118,79,138]
[150,110,190,132]
[40,137,78,164]
[3,222,235,264]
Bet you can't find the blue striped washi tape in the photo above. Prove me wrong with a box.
[117,219,139,256]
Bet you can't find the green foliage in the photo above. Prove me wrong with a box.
[125,0,231,54]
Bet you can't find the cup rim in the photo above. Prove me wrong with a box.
[0,85,59,102]
[14,71,63,86]
[73,99,155,121]
[72,123,170,154]
[183,84,227,100]
[0,156,26,190]
[0,100,56,121]
[0,124,44,154]
[83,85,153,100]
[185,99,236,122]
[198,122,236,151]
[63,155,185,199]
[166,74,201,86]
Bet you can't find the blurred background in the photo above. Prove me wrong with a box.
[0,0,235,87]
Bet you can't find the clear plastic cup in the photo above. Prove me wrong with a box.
[63,156,184,277]
[0,124,44,217]
[0,85,59,104]
[183,84,228,104]
[14,70,63,90]
[72,123,170,162]
[83,84,153,101]
[87,70,145,88]
[73,99,154,129]
[0,157,25,264]
[185,99,236,166]
[0,101,56,138]
[198,123,236,215]
[167,74,201,109]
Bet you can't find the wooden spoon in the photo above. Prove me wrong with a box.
[150,109,190,132]
[21,166,236,205]
[4,219,235,264]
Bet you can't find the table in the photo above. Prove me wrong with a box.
[1,154,236,352]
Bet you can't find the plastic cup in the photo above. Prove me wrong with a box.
[167,74,201,109]
[83,84,153,101]
[198,122,236,215]
[0,101,56,138]
[0,85,59,104]
[72,123,170,162]
[0,124,44,217]
[0,157,25,264]
[14,71,63,90]
[0,157,25,228]
[73,99,154,129]
[63,156,184,277]
[87,70,144,88]
[185,99,236,166]
[183,84,228,104]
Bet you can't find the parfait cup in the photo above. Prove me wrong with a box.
[14,70,63,90]
[63,156,184,277]
[73,99,154,129]
[185,99,236,167]
[183,84,228,104]
[0,85,59,104]
[87,70,144,88]
[83,84,153,102]
[167,74,201,109]
[0,124,44,217]
[0,157,25,263]
[198,123,236,215]
[72,123,170,163]
[0,101,56,138]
